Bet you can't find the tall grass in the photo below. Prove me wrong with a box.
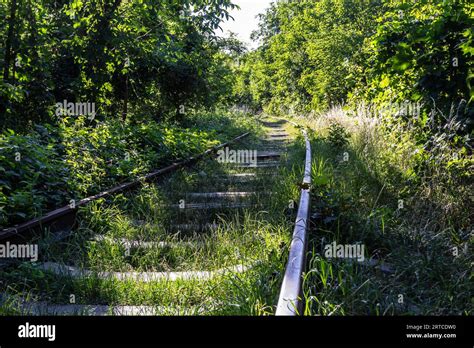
[0,117,309,316]
[297,106,472,315]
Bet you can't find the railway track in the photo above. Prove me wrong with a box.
[0,119,312,316]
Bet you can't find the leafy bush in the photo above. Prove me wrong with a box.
[0,127,66,226]
[0,112,248,229]
[327,123,350,149]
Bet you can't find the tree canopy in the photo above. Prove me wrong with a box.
[236,0,473,132]
[0,0,239,130]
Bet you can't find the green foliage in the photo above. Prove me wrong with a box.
[236,0,384,114]
[0,112,248,228]
[0,0,239,129]
[0,0,252,227]
[237,0,473,132]
[327,123,350,149]
[0,127,65,226]
[360,0,474,126]
[302,115,472,315]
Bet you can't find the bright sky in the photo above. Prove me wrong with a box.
[219,0,275,50]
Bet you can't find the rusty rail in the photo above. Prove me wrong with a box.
[276,123,311,315]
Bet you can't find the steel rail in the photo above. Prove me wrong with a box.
[0,132,250,241]
[276,122,312,316]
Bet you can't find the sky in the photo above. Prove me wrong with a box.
[218,0,274,50]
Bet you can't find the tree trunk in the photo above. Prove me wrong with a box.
[3,0,18,82]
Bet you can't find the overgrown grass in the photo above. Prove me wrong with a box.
[295,108,472,315]
[0,111,259,229]
[0,117,309,316]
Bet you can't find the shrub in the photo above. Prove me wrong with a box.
[327,122,350,149]
[0,112,248,229]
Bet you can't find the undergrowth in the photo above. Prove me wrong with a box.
[296,107,472,315]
